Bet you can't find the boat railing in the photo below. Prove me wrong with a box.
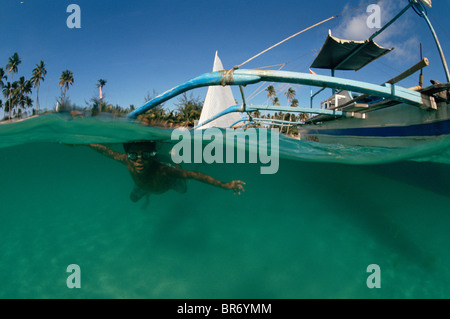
[321,91,354,110]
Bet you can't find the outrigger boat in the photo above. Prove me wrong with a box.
[128,0,449,148]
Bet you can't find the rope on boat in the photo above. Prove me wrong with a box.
[236,16,335,69]
[236,0,385,69]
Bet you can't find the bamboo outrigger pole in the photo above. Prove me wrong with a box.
[412,0,450,82]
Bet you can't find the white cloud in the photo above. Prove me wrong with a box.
[335,4,373,40]
[385,36,420,62]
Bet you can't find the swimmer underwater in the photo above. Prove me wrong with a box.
[89,141,245,206]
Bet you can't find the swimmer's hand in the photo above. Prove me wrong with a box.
[223,180,246,195]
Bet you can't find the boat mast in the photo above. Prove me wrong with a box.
[411,0,450,82]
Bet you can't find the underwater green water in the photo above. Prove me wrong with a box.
[0,114,449,298]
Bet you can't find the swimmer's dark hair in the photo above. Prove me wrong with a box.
[123,141,156,153]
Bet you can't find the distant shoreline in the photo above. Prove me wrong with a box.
[0,111,300,138]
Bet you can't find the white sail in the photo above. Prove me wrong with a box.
[197,51,241,129]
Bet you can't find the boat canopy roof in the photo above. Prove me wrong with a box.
[311,33,393,71]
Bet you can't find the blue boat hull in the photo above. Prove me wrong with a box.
[298,101,450,147]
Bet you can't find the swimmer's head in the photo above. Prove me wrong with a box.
[123,141,156,153]
[123,141,157,173]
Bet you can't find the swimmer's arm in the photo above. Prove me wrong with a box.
[89,144,127,164]
[164,166,245,195]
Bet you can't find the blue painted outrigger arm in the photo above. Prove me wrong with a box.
[127,69,428,120]
[127,70,260,119]
[195,103,345,128]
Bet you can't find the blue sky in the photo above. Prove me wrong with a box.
[1,0,449,117]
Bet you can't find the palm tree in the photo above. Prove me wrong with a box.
[290,98,300,128]
[2,82,12,106]
[16,76,26,117]
[23,96,33,116]
[2,81,18,119]
[21,79,33,117]
[272,97,280,106]
[0,68,5,116]
[2,98,12,119]
[5,52,21,119]
[31,61,47,114]
[290,98,299,107]
[96,79,107,113]
[97,79,107,99]
[264,85,277,121]
[265,85,276,104]
[0,68,6,89]
[284,87,296,105]
[59,70,74,102]
[283,88,296,135]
